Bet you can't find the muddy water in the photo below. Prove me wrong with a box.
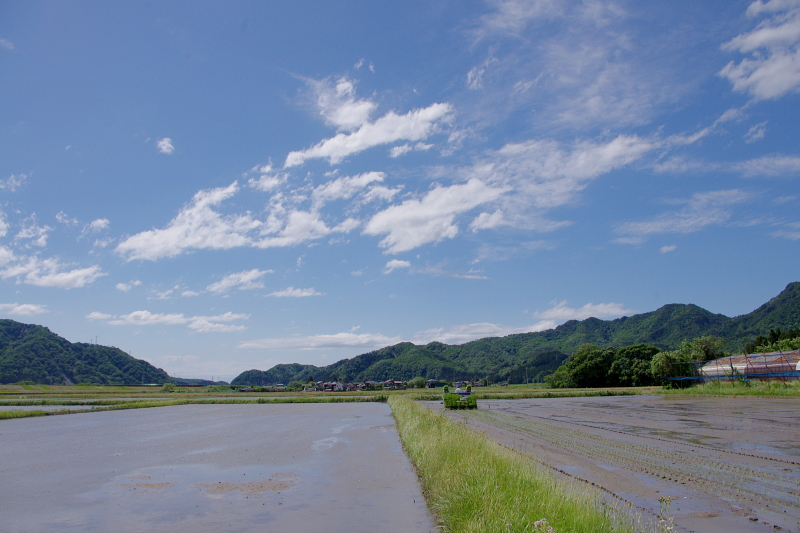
[441,395,800,533]
[0,403,435,533]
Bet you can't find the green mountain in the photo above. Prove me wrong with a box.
[232,282,800,386]
[0,319,215,385]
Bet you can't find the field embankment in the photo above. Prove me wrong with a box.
[389,395,627,533]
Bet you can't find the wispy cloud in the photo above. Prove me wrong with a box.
[0,173,27,192]
[267,287,323,297]
[238,330,400,350]
[615,189,752,240]
[15,215,52,247]
[0,38,14,50]
[733,155,800,177]
[744,121,769,143]
[469,0,680,130]
[207,269,272,294]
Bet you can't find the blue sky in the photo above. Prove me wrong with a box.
[2,0,799,381]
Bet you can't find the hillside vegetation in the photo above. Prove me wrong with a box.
[233,282,800,385]
[0,320,171,385]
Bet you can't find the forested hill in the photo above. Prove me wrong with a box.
[232,282,800,385]
[0,319,171,385]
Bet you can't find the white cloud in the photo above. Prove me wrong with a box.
[720,1,800,100]
[359,185,401,205]
[55,211,78,226]
[157,138,175,154]
[109,310,188,326]
[364,179,507,254]
[246,163,288,192]
[0,255,105,288]
[532,300,634,321]
[383,259,411,274]
[87,218,110,232]
[0,173,26,192]
[267,287,323,297]
[100,310,248,333]
[0,246,14,266]
[15,215,52,247]
[117,170,397,260]
[389,142,434,158]
[0,303,48,316]
[116,182,260,261]
[310,77,377,131]
[206,269,272,294]
[115,280,141,292]
[389,144,413,158]
[188,319,246,333]
[470,210,507,231]
[0,38,13,50]
[744,121,769,143]
[238,331,401,350]
[255,210,358,249]
[0,214,7,239]
[284,102,452,167]
[660,244,678,253]
[615,189,752,239]
[310,172,385,210]
[413,321,556,345]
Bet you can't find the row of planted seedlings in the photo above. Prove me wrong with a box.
[466,408,799,514]
[474,408,796,512]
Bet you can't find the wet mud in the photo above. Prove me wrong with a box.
[434,395,800,533]
[0,403,435,532]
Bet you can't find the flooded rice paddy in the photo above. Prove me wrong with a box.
[0,403,435,533]
[438,395,800,533]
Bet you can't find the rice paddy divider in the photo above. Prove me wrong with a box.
[388,395,628,533]
[0,395,390,420]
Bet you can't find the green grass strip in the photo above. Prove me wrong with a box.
[389,396,624,533]
[411,389,640,402]
[0,410,51,419]
[0,394,390,421]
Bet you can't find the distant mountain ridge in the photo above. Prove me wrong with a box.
[0,320,223,385]
[232,282,800,385]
